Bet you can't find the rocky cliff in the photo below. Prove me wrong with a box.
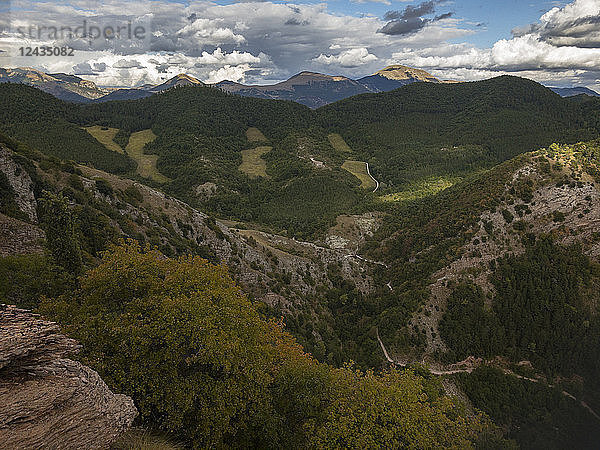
[0,305,137,449]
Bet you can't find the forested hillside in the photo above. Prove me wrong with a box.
[2,76,599,239]
[2,76,600,446]
[363,141,600,448]
[0,134,506,448]
[319,76,600,189]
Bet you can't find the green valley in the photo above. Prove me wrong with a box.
[2,75,600,448]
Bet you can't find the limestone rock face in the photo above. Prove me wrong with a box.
[0,145,38,222]
[0,213,45,256]
[0,305,137,449]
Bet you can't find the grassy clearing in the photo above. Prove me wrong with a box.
[87,126,169,183]
[240,146,271,178]
[380,175,462,202]
[125,129,170,184]
[84,126,123,154]
[342,160,376,190]
[246,127,268,142]
[328,133,352,153]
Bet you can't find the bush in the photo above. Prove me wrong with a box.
[0,254,73,309]
[501,209,514,223]
[95,178,114,197]
[38,191,83,274]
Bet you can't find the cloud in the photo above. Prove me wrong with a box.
[285,18,310,26]
[113,59,144,69]
[385,0,600,91]
[352,0,392,5]
[73,61,107,75]
[383,1,437,21]
[175,18,246,46]
[513,0,600,48]
[2,0,598,91]
[378,0,453,36]
[313,48,378,67]
[392,0,600,73]
[0,0,473,84]
[205,64,253,83]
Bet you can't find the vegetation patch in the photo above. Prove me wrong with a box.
[38,241,500,449]
[84,126,123,154]
[327,133,352,153]
[246,127,268,142]
[239,146,271,178]
[126,129,170,183]
[342,160,376,190]
[380,175,462,202]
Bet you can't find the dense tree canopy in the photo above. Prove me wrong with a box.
[40,241,496,448]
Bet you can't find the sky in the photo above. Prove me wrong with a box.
[0,0,599,90]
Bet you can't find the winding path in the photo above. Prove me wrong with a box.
[366,163,379,193]
[375,329,600,422]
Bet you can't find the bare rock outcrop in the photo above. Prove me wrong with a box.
[0,146,38,222]
[0,305,137,449]
[0,213,45,256]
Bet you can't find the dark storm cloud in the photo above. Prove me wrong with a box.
[435,12,454,21]
[378,0,452,36]
[513,13,600,48]
[378,18,428,36]
[285,18,309,26]
[383,1,437,21]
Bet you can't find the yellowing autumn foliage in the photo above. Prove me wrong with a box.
[41,240,502,448]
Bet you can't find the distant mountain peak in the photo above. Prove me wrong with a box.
[374,65,439,82]
[0,67,108,102]
[150,73,204,92]
[549,86,600,98]
[173,73,203,84]
[2,67,56,83]
[287,71,353,84]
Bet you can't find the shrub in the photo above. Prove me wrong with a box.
[501,209,514,223]
[95,178,114,197]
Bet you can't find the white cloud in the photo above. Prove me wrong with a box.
[313,48,378,67]
[351,0,392,5]
[176,18,246,45]
[0,0,599,91]
[205,64,253,83]
[388,0,600,90]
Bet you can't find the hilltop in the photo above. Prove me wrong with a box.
[357,64,442,92]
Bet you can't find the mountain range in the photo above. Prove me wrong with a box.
[549,86,600,97]
[2,65,599,108]
[0,67,111,102]
[216,65,446,108]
